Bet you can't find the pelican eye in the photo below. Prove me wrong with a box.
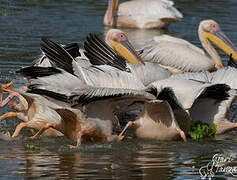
[210,24,219,32]
[118,33,127,41]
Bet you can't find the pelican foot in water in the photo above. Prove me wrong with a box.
[117,135,124,141]
[68,145,78,149]
[29,123,57,139]
[12,122,28,138]
[177,129,187,142]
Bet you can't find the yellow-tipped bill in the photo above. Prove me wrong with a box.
[110,40,145,66]
[203,31,237,61]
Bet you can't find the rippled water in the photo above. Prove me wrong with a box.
[0,0,237,179]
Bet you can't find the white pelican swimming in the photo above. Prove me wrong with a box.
[141,20,237,73]
[104,0,183,29]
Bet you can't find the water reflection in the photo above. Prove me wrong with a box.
[0,136,236,179]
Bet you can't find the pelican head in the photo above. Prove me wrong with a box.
[200,20,237,63]
[106,29,145,65]
[104,0,119,26]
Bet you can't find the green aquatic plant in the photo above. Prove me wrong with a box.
[25,144,40,151]
[188,121,216,141]
[1,12,8,16]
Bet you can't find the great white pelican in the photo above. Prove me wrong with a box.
[141,20,237,73]
[104,0,183,29]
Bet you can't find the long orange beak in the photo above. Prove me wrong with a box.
[109,39,145,66]
[203,30,237,61]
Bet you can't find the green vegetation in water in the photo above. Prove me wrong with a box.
[25,144,40,151]
[188,121,216,141]
[1,12,8,16]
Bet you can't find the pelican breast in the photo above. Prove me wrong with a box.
[117,0,183,29]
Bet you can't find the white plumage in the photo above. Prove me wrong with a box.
[141,20,237,73]
[104,0,183,29]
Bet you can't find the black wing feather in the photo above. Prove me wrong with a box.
[84,34,129,72]
[63,43,81,58]
[16,66,61,79]
[199,84,230,101]
[40,37,76,76]
[146,86,184,110]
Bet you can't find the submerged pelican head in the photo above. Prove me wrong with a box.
[106,29,145,65]
[200,20,237,63]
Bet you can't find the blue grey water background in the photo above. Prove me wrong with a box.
[0,0,237,179]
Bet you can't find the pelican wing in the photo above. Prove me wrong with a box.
[62,43,81,59]
[141,37,215,72]
[142,100,176,128]
[145,86,183,109]
[32,42,81,67]
[211,67,237,89]
[149,78,230,110]
[40,37,78,76]
[16,66,62,78]
[40,36,133,84]
[17,66,85,91]
[145,85,191,132]
[32,53,53,67]
[26,86,156,131]
[171,71,213,83]
[68,87,155,106]
[152,35,203,54]
[81,65,144,89]
[26,85,155,107]
[84,34,129,72]
[129,62,171,85]
[198,84,230,101]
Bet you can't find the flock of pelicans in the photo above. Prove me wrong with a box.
[1,0,237,148]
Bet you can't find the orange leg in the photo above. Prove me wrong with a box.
[12,122,28,137]
[0,112,17,120]
[118,121,135,141]
[1,81,14,90]
[234,123,237,128]
[29,123,57,139]
[0,91,19,108]
[0,92,2,103]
